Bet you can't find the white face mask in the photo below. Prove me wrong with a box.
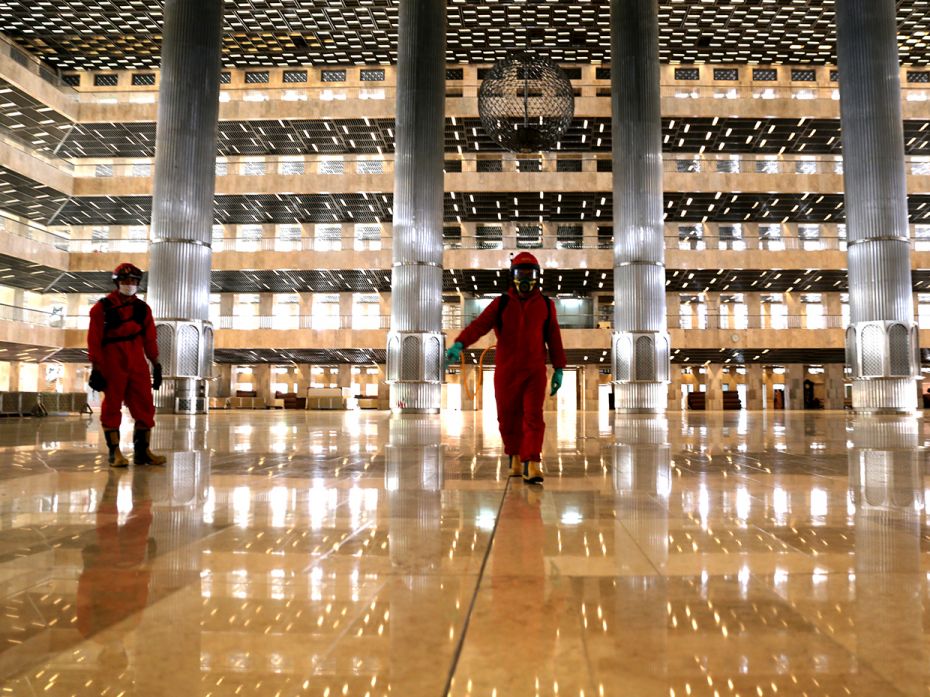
[119,284,138,296]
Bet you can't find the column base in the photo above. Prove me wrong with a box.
[613,382,667,413]
[154,377,208,415]
[852,378,918,413]
[389,382,441,413]
[852,408,918,416]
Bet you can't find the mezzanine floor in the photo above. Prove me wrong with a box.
[0,408,926,697]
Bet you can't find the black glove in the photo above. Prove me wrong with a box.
[88,368,106,392]
[152,363,162,391]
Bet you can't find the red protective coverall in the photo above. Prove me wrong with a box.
[455,286,567,461]
[87,291,159,430]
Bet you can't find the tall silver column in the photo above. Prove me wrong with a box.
[609,0,669,413]
[385,0,446,414]
[838,0,919,412]
[147,0,223,415]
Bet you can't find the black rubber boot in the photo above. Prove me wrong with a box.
[133,428,166,466]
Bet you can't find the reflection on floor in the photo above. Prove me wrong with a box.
[0,409,926,696]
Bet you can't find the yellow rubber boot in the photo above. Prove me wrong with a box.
[104,429,129,467]
[133,428,167,466]
[523,460,544,484]
[509,455,523,477]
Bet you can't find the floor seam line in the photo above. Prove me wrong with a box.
[618,515,667,577]
[438,476,512,697]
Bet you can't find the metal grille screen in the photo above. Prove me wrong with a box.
[200,326,214,377]
[387,337,399,381]
[425,337,441,382]
[10,48,29,67]
[635,336,655,381]
[861,325,884,376]
[177,325,200,377]
[21,393,38,413]
[656,335,669,382]
[913,328,921,375]
[615,337,630,381]
[156,324,175,374]
[845,326,858,377]
[888,324,910,376]
[401,336,421,381]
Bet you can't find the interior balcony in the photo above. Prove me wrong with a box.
[5,43,930,134]
[42,62,930,124]
[67,152,930,199]
[0,304,65,349]
[58,222,930,275]
[71,166,863,199]
[0,215,69,270]
[23,311,865,355]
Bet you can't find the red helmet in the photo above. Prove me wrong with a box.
[510,252,540,269]
[112,262,143,283]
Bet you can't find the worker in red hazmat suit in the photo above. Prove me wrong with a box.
[446,252,566,483]
[87,263,166,467]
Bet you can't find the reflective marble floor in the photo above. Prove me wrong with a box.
[0,408,928,696]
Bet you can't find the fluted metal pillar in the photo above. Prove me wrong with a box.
[385,0,446,413]
[609,0,669,413]
[147,0,224,414]
[838,0,919,412]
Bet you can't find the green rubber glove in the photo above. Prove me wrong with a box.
[445,341,464,370]
[550,367,564,396]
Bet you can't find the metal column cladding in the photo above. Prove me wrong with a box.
[609,0,669,413]
[386,0,447,413]
[147,0,224,415]
[838,0,919,412]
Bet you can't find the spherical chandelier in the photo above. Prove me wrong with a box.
[478,50,575,154]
